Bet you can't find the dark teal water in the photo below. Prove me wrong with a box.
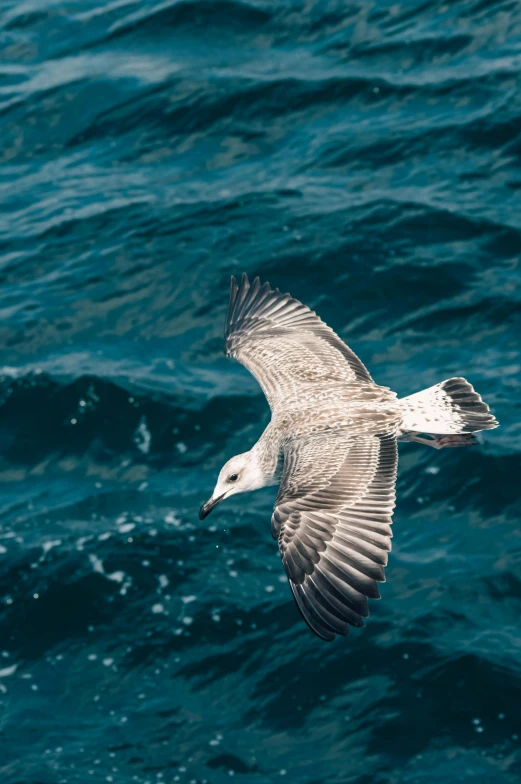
[1,1,520,782]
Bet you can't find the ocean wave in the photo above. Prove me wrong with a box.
[0,372,268,467]
[1,0,520,781]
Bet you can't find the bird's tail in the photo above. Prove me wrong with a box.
[398,377,498,435]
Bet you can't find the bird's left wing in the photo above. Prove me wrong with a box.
[272,432,397,641]
[225,274,376,412]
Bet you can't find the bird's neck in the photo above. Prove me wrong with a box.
[252,426,283,488]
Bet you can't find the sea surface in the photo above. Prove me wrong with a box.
[1,0,520,782]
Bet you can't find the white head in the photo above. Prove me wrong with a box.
[199,449,267,519]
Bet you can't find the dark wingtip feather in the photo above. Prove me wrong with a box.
[290,581,338,641]
[441,377,500,432]
[225,273,274,346]
[225,276,240,343]
[233,273,251,319]
[229,275,238,303]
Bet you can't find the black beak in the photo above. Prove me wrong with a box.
[199,494,225,520]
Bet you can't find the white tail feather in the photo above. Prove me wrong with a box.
[399,377,498,435]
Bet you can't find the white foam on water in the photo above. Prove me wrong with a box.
[134,416,151,454]
[0,663,18,678]
[158,575,169,590]
[88,554,131,595]
[42,539,61,554]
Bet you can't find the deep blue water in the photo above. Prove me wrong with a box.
[1,0,520,782]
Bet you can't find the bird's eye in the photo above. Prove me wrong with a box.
[229,473,239,482]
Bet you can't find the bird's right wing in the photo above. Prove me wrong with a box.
[272,432,397,641]
[225,274,376,412]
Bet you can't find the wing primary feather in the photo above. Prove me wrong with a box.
[289,581,336,641]
[306,575,359,630]
[312,569,366,627]
[314,562,369,619]
[225,276,239,340]
[233,273,251,320]
[326,546,383,596]
[241,283,274,324]
[301,580,350,635]
[319,555,371,615]
[282,548,307,584]
[292,582,341,640]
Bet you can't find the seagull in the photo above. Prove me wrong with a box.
[199,274,498,641]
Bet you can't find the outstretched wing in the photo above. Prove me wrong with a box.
[272,433,397,641]
[225,274,375,412]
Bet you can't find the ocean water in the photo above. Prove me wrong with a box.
[0,0,520,782]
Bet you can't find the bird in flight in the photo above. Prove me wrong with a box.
[199,274,498,641]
